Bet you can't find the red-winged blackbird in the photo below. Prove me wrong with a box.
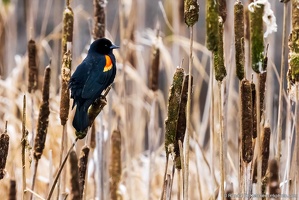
[69,38,119,132]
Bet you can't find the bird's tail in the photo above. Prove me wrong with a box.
[73,106,89,132]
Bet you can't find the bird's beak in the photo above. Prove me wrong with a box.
[110,44,120,49]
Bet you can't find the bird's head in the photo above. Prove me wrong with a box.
[89,38,119,55]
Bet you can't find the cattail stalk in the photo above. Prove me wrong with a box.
[184,1,198,199]
[277,1,289,162]
[234,1,245,80]
[205,0,218,51]
[79,146,90,199]
[21,95,27,199]
[0,121,9,179]
[28,39,38,93]
[165,68,185,156]
[250,3,264,73]
[69,150,80,200]
[241,79,253,163]
[109,130,121,200]
[174,75,193,169]
[93,0,106,39]
[9,179,16,200]
[32,66,51,194]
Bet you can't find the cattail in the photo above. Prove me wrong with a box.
[34,66,51,161]
[28,39,38,93]
[93,0,106,39]
[261,126,271,177]
[60,51,72,125]
[241,79,253,163]
[109,130,121,200]
[268,159,280,196]
[165,68,185,156]
[0,121,9,179]
[213,18,227,81]
[259,53,268,118]
[234,1,245,80]
[174,75,193,169]
[206,0,219,51]
[90,123,96,149]
[61,0,74,56]
[78,145,90,199]
[249,2,264,73]
[149,35,160,91]
[251,82,257,138]
[69,150,80,200]
[184,0,199,27]
[219,0,227,23]
[9,179,16,200]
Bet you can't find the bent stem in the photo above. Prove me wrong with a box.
[47,138,79,200]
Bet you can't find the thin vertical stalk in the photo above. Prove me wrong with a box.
[277,1,288,163]
[21,95,27,200]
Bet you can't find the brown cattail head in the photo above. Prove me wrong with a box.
[69,150,80,200]
[28,39,38,93]
[34,66,51,161]
[174,75,193,169]
[219,0,227,23]
[206,0,219,51]
[268,159,280,196]
[165,68,185,156]
[250,2,264,73]
[213,18,227,81]
[61,1,74,56]
[261,126,271,177]
[0,122,9,179]
[93,0,106,39]
[90,123,96,149]
[241,79,253,163]
[9,179,16,200]
[234,1,245,80]
[78,145,90,199]
[251,82,257,138]
[259,47,268,118]
[109,130,122,200]
[149,36,160,91]
[184,0,199,27]
[60,51,72,125]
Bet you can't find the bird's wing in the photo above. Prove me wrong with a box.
[81,55,113,99]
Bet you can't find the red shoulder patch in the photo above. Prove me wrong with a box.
[103,55,113,72]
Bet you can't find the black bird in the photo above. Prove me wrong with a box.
[69,38,119,132]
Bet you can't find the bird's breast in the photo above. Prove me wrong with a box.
[103,55,113,72]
